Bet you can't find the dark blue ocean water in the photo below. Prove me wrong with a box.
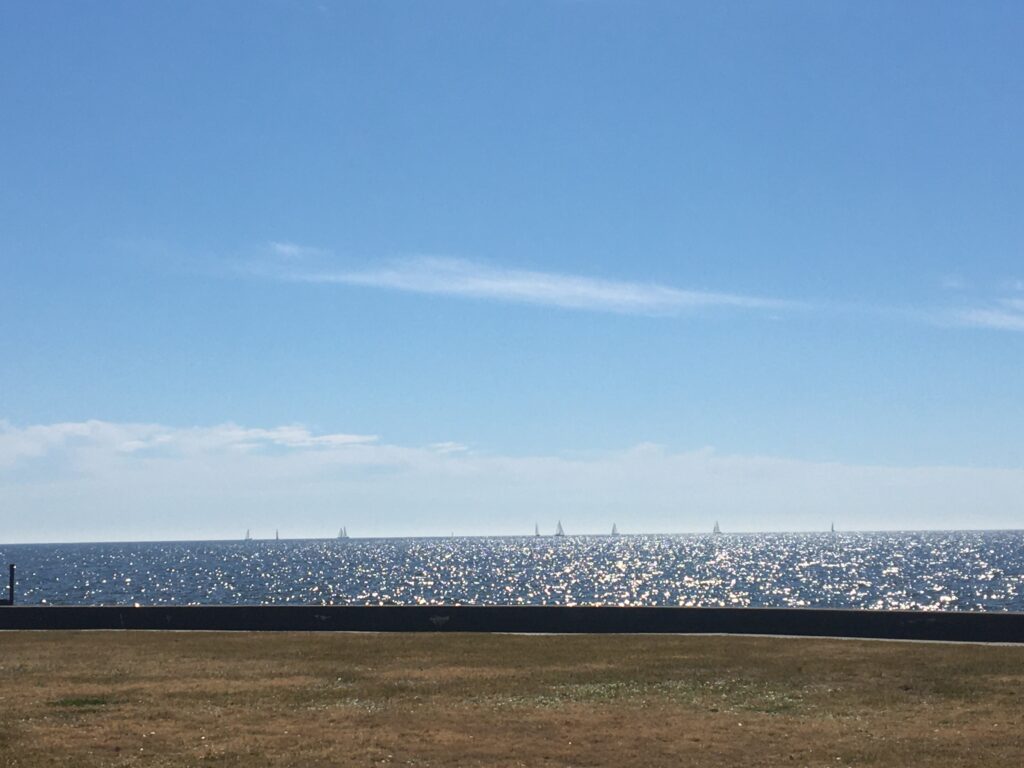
[1,532,1022,611]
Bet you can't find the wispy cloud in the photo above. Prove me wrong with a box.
[249,242,1024,332]
[269,241,328,259]
[3,419,1024,542]
[0,420,377,469]
[949,298,1024,332]
[940,274,967,291]
[254,249,791,316]
[429,441,470,454]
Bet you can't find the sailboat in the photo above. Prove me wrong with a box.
[830,522,836,535]
[275,529,280,541]
[611,523,620,536]
[244,529,251,541]
[534,523,540,538]
[554,521,565,537]
[712,521,721,535]
[338,526,348,539]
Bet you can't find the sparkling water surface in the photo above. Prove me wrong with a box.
[1,532,1022,611]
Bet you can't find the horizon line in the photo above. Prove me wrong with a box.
[4,527,1022,547]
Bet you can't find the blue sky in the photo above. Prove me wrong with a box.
[2,2,1023,541]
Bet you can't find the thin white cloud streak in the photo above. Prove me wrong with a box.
[2,420,1022,543]
[269,241,328,259]
[0,420,377,469]
[264,255,791,315]
[251,243,1024,332]
[948,298,1024,332]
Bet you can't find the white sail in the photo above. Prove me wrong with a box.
[611,523,619,536]
[713,521,721,535]
[534,523,540,537]
[555,521,565,537]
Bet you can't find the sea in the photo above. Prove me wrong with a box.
[1,531,1022,611]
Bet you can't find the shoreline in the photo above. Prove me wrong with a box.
[2,604,1021,642]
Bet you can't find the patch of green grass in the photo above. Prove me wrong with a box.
[478,676,809,714]
[49,696,110,709]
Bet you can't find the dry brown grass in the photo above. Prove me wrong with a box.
[0,631,1021,766]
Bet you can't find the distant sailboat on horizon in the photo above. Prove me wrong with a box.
[338,526,348,539]
[275,529,279,541]
[534,523,541,538]
[554,520,565,537]
[244,529,251,541]
[611,523,620,536]
[712,521,721,535]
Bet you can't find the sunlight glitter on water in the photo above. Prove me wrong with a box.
[1,531,1021,611]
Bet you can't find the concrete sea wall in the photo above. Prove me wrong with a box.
[0,605,1022,642]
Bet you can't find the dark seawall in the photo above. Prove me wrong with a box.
[1,605,1022,642]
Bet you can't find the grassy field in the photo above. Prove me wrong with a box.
[0,631,1021,767]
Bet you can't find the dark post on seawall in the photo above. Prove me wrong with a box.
[0,564,13,606]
